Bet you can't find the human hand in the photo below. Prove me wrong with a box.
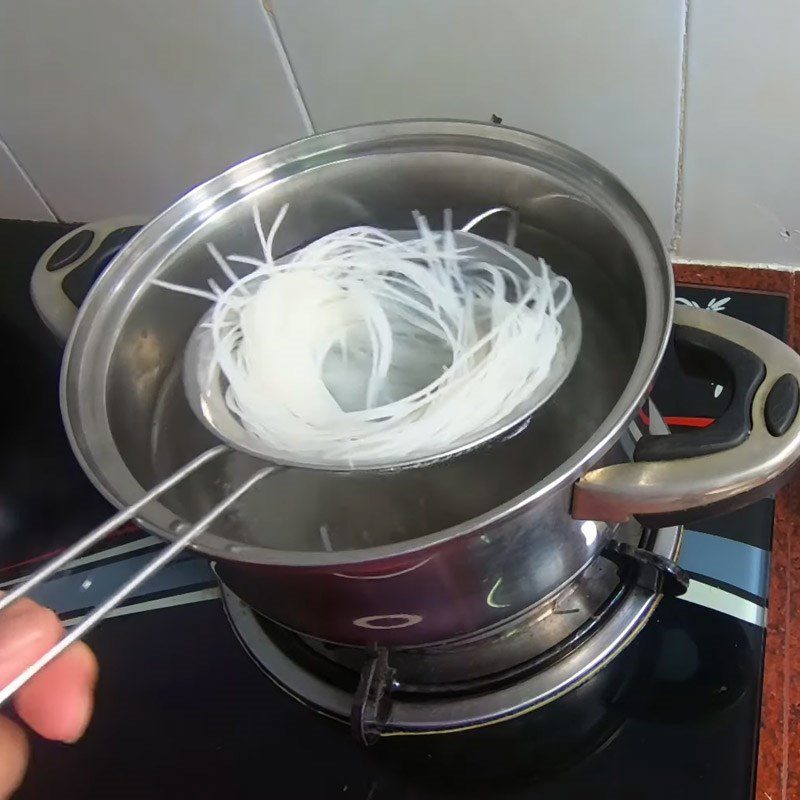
[0,596,98,798]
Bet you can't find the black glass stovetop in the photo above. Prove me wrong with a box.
[0,221,785,799]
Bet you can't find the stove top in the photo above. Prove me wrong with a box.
[0,220,785,799]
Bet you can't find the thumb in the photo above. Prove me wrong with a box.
[0,716,28,800]
[0,597,98,744]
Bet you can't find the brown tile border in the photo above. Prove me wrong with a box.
[674,263,793,295]
[786,279,800,800]
[763,487,791,800]
[674,263,796,800]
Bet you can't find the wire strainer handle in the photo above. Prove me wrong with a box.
[0,446,276,707]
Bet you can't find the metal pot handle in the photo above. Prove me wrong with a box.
[30,218,145,340]
[572,305,800,526]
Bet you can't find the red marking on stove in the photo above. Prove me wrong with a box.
[638,410,715,429]
[0,521,140,574]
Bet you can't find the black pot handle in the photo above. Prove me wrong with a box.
[30,218,146,341]
[572,305,800,526]
[633,324,767,462]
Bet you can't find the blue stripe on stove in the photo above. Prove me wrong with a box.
[679,529,769,600]
[27,550,213,617]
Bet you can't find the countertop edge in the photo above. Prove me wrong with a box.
[674,263,795,800]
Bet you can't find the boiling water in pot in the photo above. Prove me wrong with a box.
[150,221,640,553]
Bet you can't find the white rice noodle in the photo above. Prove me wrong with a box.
[151,205,573,466]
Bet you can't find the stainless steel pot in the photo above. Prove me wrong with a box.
[56,120,800,647]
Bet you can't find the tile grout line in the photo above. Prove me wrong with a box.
[0,130,61,222]
[669,0,691,256]
[261,2,315,136]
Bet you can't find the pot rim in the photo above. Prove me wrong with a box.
[60,119,674,567]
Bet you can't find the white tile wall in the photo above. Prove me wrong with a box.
[3,0,797,270]
[680,1,800,266]
[271,0,686,244]
[0,137,55,221]
[0,0,309,222]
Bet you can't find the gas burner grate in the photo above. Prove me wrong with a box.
[221,523,684,739]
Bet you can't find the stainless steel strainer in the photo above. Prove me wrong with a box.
[0,202,580,702]
[183,227,582,471]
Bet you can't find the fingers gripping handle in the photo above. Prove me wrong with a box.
[0,449,276,709]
